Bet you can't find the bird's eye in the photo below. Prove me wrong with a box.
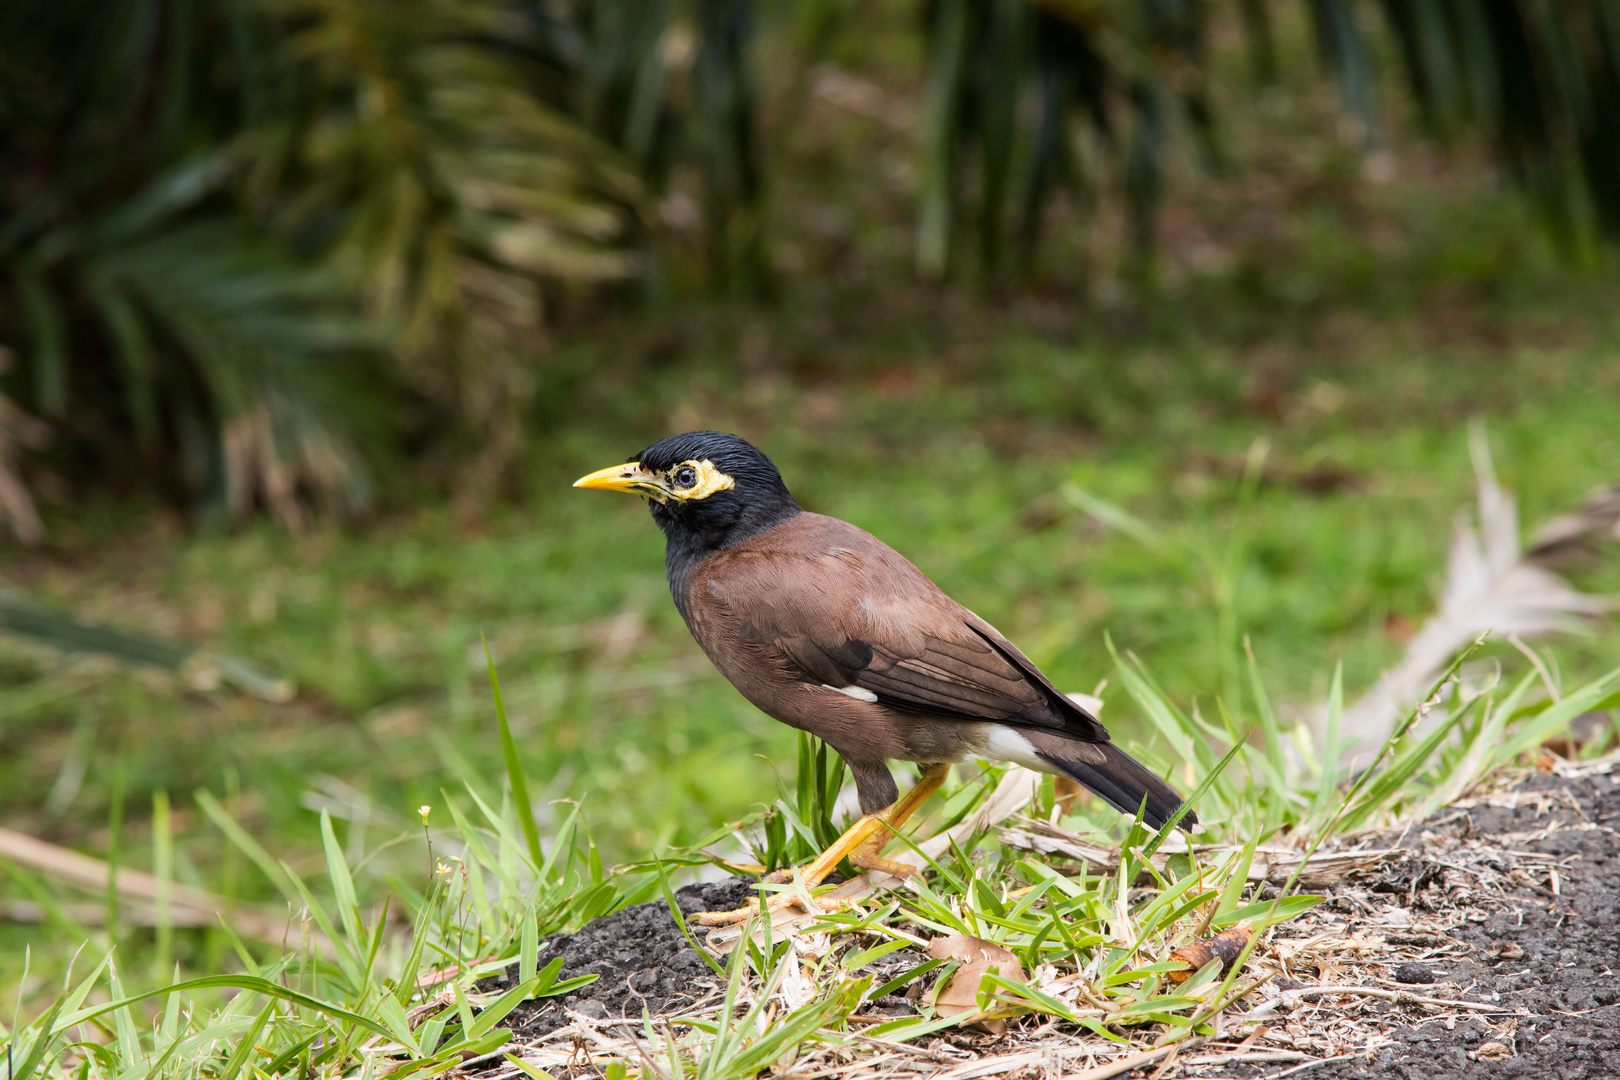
[673,466,698,489]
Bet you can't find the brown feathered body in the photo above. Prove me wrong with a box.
[679,511,1190,827]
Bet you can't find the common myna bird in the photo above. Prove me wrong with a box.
[576,432,1192,923]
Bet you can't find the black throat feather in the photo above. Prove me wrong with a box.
[632,432,802,620]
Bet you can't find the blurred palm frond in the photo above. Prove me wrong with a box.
[919,0,1620,277]
[1372,0,1620,240]
[0,0,653,530]
[4,0,1618,525]
[915,0,1228,279]
[266,0,655,499]
[1,0,379,528]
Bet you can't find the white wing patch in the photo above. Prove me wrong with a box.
[822,684,879,703]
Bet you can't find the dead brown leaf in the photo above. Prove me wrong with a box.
[1488,941,1526,962]
[1471,1040,1513,1061]
[927,934,1027,1034]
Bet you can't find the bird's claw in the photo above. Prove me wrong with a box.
[689,887,856,926]
[853,854,921,881]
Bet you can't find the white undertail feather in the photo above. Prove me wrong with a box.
[982,725,1053,774]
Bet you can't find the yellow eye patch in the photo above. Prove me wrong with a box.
[667,459,735,501]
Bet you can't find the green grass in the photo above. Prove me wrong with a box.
[6,640,1616,1080]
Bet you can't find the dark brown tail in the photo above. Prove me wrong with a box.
[1039,743,1195,832]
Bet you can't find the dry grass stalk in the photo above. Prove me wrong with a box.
[998,817,1401,886]
[1166,922,1253,983]
[0,825,329,950]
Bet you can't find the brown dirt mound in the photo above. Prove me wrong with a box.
[482,879,755,1039]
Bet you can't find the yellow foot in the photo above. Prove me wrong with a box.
[689,763,951,926]
[851,851,921,880]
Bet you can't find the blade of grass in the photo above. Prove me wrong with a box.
[219,1001,276,1080]
[652,860,726,977]
[195,789,298,903]
[1244,639,1288,787]
[321,810,366,949]
[1143,740,1244,857]
[55,975,395,1041]
[1310,663,1345,823]
[7,997,65,1080]
[152,790,173,979]
[484,637,543,872]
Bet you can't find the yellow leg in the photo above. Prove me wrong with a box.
[846,762,950,878]
[693,764,950,926]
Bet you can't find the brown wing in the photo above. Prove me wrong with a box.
[696,514,1110,743]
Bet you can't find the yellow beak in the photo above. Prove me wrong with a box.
[573,462,668,500]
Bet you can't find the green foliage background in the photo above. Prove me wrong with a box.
[3,0,1618,518]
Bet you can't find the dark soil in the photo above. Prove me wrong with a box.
[1214,766,1620,1080]
[484,765,1620,1077]
[482,878,757,1039]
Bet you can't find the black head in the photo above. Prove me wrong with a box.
[574,431,800,553]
